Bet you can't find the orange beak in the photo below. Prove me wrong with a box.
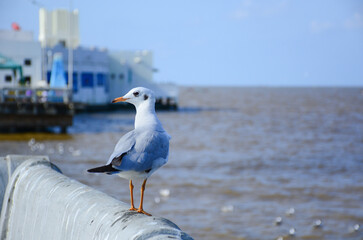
[112,96,129,103]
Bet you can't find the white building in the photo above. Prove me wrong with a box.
[0,8,177,108]
[39,8,79,49]
[38,8,176,106]
[108,50,171,100]
[45,45,109,105]
[0,30,42,87]
[39,8,110,105]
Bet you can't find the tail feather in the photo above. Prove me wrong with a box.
[87,163,119,173]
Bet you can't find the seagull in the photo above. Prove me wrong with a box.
[87,87,170,216]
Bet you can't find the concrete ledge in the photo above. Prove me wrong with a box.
[0,155,193,240]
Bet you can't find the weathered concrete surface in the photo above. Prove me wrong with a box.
[0,155,193,240]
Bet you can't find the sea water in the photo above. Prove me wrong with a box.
[1,87,362,240]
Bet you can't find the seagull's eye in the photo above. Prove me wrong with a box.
[133,91,139,97]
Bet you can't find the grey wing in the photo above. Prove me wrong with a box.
[106,130,136,165]
[119,131,170,172]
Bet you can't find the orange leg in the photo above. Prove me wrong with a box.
[129,180,137,211]
[137,179,151,216]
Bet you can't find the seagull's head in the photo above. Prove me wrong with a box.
[112,87,156,108]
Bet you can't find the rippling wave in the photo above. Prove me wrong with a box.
[1,87,362,240]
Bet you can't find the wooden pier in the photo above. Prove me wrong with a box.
[0,87,74,133]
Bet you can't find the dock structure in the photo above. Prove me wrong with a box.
[0,87,73,133]
[0,155,192,240]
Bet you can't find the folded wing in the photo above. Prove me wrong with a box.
[87,131,136,174]
[114,130,170,172]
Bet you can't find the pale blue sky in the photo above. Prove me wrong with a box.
[1,0,363,86]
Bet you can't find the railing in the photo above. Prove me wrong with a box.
[0,87,72,104]
[0,155,193,240]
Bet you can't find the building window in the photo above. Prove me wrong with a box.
[128,69,133,83]
[97,73,105,86]
[119,73,124,80]
[110,73,115,80]
[24,76,31,84]
[59,40,66,47]
[47,71,51,83]
[65,72,78,93]
[105,78,109,93]
[5,75,12,82]
[73,74,78,93]
[96,73,108,92]
[65,71,69,85]
[81,72,94,87]
[105,75,109,93]
[24,59,32,66]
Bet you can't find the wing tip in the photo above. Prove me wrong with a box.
[87,164,119,173]
[87,168,100,173]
